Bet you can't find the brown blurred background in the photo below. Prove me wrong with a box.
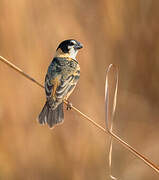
[0,0,159,179]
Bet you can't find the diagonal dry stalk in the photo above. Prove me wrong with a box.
[0,55,159,175]
[105,64,118,179]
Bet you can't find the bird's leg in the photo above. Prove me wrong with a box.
[65,99,72,110]
[66,101,72,110]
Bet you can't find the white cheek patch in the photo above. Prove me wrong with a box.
[69,47,78,59]
[68,45,72,49]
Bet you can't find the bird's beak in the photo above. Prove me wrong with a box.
[75,42,83,50]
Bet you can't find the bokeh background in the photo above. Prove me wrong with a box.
[0,0,159,179]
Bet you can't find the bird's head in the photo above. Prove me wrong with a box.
[55,39,83,59]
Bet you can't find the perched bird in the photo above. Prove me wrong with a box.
[38,39,83,128]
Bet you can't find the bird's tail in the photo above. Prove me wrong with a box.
[38,102,64,128]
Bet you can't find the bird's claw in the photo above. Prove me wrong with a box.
[66,101,72,110]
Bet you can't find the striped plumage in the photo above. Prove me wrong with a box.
[38,39,82,128]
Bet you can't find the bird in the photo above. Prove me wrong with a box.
[38,39,83,128]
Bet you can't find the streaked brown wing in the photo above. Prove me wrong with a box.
[55,75,76,99]
[45,74,61,99]
[45,59,80,101]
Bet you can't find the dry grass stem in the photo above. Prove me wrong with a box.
[105,64,118,179]
[0,55,159,175]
